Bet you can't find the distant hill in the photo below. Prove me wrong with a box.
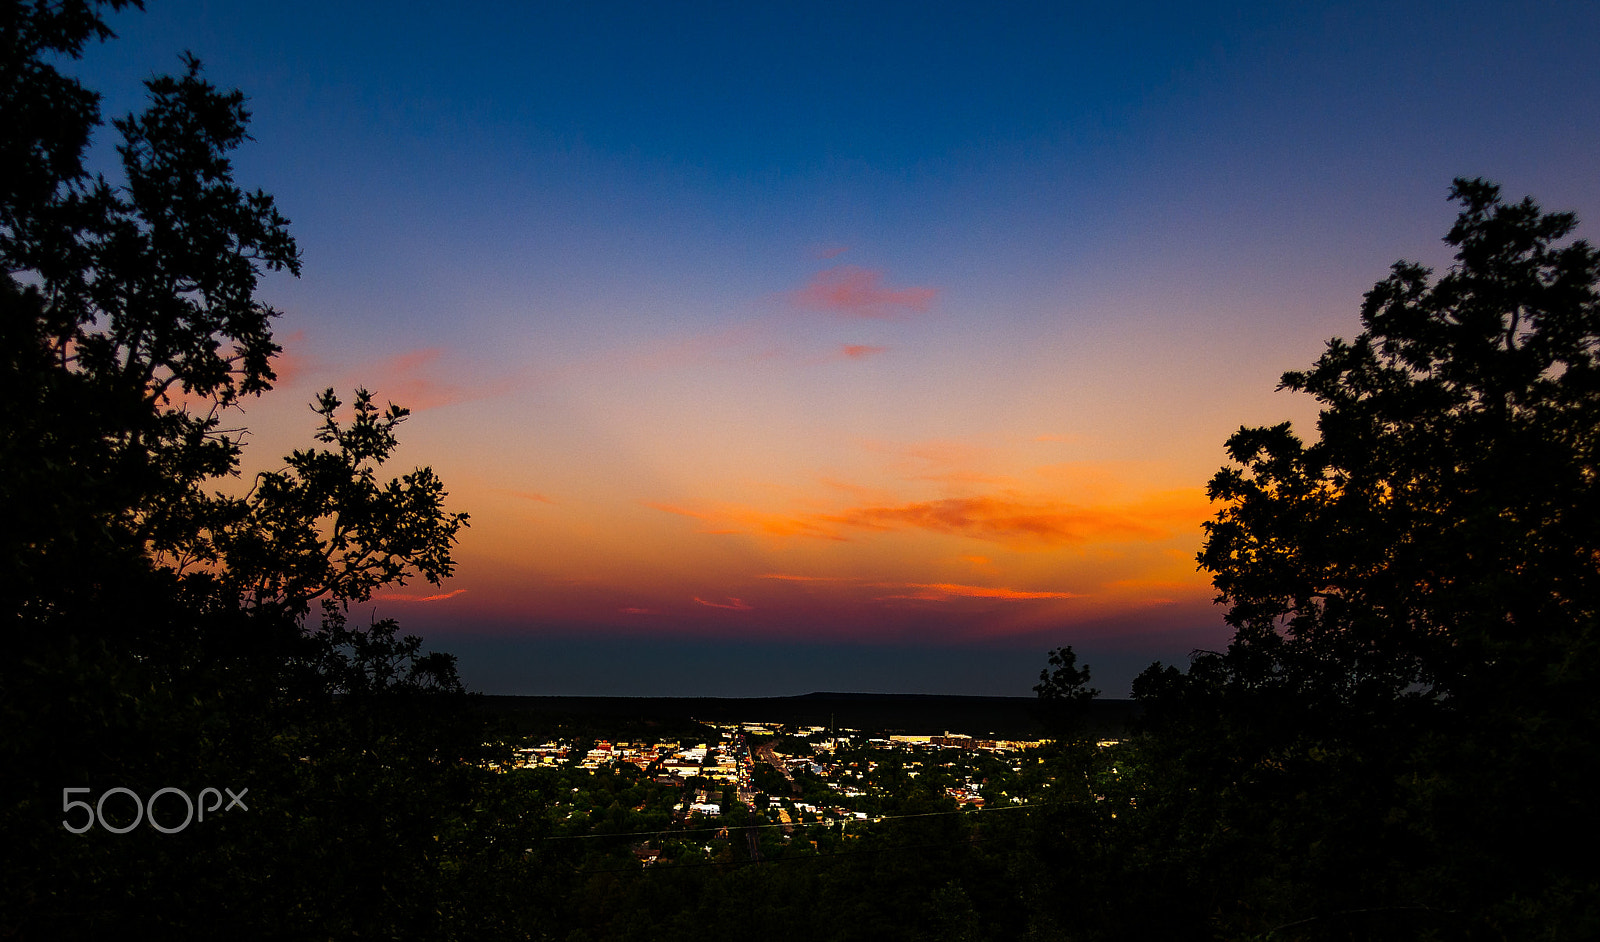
[474,691,1141,740]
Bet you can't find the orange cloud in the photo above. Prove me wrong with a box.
[860,438,1001,484]
[375,588,467,602]
[758,573,855,583]
[694,596,753,611]
[818,494,1194,547]
[642,501,706,520]
[895,439,985,465]
[647,487,1209,550]
[841,344,888,360]
[1102,576,1211,608]
[794,266,938,318]
[645,501,847,541]
[1105,577,1207,592]
[507,490,555,504]
[875,582,1080,602]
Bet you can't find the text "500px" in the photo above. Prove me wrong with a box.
[63,786,248,834]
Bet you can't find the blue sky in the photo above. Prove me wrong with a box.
[64,0,1600,696]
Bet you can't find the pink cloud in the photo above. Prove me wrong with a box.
[350,346,523,413]
[812,244,851,260]
[642,501,710,520]
[793,266,938,318]
[840,344,889,360]
[271,329,310,387]
[694,596,754,611]
[370,347,464,412]
[618,322,768,374]
[155,328,313,411]
[856,439,1003,486]
[620,607,657,615]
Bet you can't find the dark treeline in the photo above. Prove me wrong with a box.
[4,3,1596,940]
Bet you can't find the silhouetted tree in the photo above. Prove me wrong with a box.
[1,4,478,938]
[4,8,297,646]
[1034,645,1098,704]
[1,0,467,669]
[1133,179,1600,939]
[1031,644,1099,748]
[1195,179,1598,705]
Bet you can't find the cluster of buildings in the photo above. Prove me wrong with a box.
[491,719,1068,826]
[499,739,739,782]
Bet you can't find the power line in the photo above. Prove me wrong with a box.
[536,801,1043,842]
[565,835,1008,876]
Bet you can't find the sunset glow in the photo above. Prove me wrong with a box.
[74,0,1600,695]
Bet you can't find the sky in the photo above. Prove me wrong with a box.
[65,0,1600,697]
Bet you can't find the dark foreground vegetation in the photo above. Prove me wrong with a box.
[3,3,1595,939]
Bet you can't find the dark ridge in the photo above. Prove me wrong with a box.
[474,692,1142,739]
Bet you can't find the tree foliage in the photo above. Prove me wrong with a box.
[1032,644,1099,738]
[1195,178,1599,708]
[218,388,468,622]
[1129,179,1600,939]
[1034,645,1099,705]
[1,0,466,669]
[3,0,303,646]
[13,4,1598,938]
[2,5,478,937]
